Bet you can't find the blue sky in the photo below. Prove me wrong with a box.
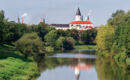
[0,0,130,26]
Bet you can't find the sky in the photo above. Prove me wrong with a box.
[0,0,130,26]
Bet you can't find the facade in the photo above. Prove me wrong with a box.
[51,8,94,30]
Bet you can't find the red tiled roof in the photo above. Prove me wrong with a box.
[69,21,93,24]
[86,26,93,29]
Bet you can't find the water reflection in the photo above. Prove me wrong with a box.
[95,57,129,80]
[37,52,96,80]
[70,54,92,80]
[37,50,129,80]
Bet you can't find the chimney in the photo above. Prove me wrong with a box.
[40,18,43,22]
[21,17,23,24]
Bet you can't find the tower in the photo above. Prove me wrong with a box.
[75,8,83,21]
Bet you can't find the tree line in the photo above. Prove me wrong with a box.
[0,10,97,60]
[96,10,130,64]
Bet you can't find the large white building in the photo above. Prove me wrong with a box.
[51,8,94,30]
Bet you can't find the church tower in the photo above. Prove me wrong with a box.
[75,8,83,21]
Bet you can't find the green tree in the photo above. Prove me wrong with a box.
[65,37,76,49]
[15,32,44,58]
[0,10,5,44]
[56,36,66,50]
[65,29,79,41]
[0,10,4,22]
[56,37,75,50]
[37,23,54,41]
[81,29,97,44]
[112,19,130,56]
[96,25,114,54]
[44,30,59,47]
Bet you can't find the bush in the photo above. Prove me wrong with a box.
[15,32,44,58]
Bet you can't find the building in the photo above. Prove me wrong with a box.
[51,8,94,30]
[69,8,93,30]
[50,24,69,30]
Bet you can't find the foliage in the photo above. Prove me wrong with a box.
[56,36,66,50]
[107,10,125,26]
[0,10,4,22]
[113,20,130,54]
[81,29,97,44]
[96,10,130,64]
[108,10,130,27]
[45,46,54,52]
[44,30,59,47]
[96,25,114,53]
[56,37,76,50]
[66,37,76,49]
[15,32,44,58]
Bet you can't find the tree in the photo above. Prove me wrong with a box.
[96,25,114,53]
[65,37,76,49]
[0,10,5,44]
[0,10,4,22]
[113,19,130,54]
[37,23,54,41]
[107,10,130,27]
[81,29,97,44]
[65,29,79,41]
[56,37,75,50]
[15,32,44,58]
[56,37,66,50]
[44,30,59,47]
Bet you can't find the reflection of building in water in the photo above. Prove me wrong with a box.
[70,54,91,80]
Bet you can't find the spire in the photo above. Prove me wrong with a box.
[76,8,81,16]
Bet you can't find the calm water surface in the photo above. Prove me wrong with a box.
[37,49,129,80]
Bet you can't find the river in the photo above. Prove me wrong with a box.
[36,49,129,80]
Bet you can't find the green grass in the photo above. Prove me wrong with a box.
[74,45,96,49]
[0,44,39,80]
[0,57,39,80]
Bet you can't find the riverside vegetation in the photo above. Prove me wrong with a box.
[96,10,130,65]
[0,9,129,80]
[0,10,96,80]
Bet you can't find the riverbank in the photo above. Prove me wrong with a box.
[74,45,96,50]
[0,44,39,80]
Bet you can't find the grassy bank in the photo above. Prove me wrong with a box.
[74,45,96,49]
[0,45,39,80]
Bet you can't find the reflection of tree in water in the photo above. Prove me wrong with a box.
[37,57,74,72]
[95,57,129,80]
